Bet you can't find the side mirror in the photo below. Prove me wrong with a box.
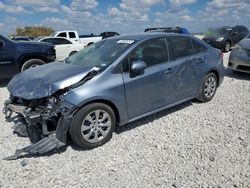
[130,60,146,77]
[0,40,3,48]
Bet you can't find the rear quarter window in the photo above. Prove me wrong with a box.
[192,39,207,53]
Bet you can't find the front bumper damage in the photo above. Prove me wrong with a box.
[2,97,75,160]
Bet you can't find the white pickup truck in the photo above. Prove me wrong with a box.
[51,30,102,47]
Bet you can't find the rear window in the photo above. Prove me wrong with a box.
[54,38,72,45]
[168,36,194,59]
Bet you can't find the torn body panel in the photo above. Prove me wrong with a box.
[7,62,98,100]
[3,96,76,160]
[3,65,100,160]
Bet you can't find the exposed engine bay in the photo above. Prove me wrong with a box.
[3,94,74,160]
[2,67,100,160]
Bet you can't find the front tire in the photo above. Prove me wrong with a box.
[21,59,45,71]
[197,73,218,102]
[69,103,116,149]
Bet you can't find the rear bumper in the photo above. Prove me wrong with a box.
[228,51,250,73]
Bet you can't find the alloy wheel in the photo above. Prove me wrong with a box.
[81,110,112,143]
[204,76,217,98]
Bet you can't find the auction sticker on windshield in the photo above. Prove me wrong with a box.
[117,40,135,44]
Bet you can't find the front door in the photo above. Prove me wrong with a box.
[122,37,170,119]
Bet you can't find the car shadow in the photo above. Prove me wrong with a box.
[224,68,250,81]
[0,78,11,88]
[4,101,194,160]
[115,101,193,134]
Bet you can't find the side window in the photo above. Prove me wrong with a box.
[128,38,169,67]
[58,32,67,38]
[69,32,76,38]
[0,39,4,48]
[42,38,54,44]
[54,38,72,45]
[168,36,194,59]
[192,39,207,53]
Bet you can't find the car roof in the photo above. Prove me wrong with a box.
[109,32,188,41]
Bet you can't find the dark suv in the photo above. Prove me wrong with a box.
[203,25,249,52]
[0,34,56,79]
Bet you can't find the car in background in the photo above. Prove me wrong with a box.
[145,27,190,34]
[100,31,119,39]
[228,34,250,73]
[39,37,85,60]
[203,25,249,52]
[0,34,55,79]
[51,30,102,46]
[3,33,224,159]
[11,36,34,41]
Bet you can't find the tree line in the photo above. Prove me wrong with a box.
[12,26,55,37]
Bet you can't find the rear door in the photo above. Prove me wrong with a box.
[163,36,206,101]
[122,37,170,119]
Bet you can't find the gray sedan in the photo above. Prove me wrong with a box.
[3,33,224,159]
[228,35,250,73]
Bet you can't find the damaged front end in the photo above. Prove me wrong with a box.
[2,94,75,160]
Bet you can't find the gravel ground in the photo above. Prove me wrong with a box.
[0,52,249,187]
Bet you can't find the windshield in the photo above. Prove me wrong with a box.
[206,28,231,37]
[65,39,136,68]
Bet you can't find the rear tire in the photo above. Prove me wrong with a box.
[69,103,116,149]
[197,73,218,102]
[21,59,45,71]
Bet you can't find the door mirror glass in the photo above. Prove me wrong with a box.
[130,60,146,77]
[0,40,3,48]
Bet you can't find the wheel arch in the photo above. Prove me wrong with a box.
[207,69,220,85]
[74,99,120,125]
[19,55,47,71]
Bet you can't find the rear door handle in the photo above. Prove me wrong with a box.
[196,58,203,64]
[164,68,173,75]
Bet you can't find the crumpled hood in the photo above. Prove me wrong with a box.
[8,62,96,100]
[238,38,250,50]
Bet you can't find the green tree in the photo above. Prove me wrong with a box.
[14,26,55,37]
